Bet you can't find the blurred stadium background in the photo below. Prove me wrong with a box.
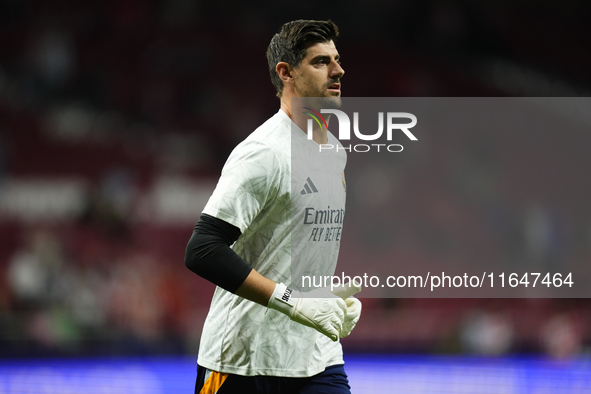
[0,0,590,392]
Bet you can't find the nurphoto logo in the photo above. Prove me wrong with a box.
[303,107,418,153]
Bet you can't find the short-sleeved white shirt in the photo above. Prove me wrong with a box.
[199,109,347,377]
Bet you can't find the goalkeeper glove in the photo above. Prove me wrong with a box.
[267,282,347,342]
[331,282,362,338]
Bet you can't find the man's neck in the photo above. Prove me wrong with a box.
[280,96,328,145]
[280,100,291,118]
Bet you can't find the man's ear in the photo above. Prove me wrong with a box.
[276,62,293,86]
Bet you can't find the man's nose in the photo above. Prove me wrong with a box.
[331,61,345,78]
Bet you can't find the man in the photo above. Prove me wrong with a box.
[185,19,361,394]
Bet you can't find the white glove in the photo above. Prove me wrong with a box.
[331,282,362,338]
[267,282,347,342]
[340,296,362,338]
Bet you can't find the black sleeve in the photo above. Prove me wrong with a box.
[184,213,253,293]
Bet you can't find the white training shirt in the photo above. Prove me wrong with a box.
[199,109,347,377]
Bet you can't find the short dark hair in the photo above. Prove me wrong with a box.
[266,20,339,97]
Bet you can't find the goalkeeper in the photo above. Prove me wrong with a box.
[185,19,361,394]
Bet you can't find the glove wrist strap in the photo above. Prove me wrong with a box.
[267,282,295,315]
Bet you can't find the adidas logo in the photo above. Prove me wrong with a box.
[300,177,318,195]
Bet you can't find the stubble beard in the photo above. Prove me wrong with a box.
[299,87,342,113]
